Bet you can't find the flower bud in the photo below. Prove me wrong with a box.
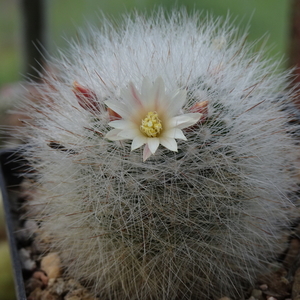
[73,81,100,113]
[190,101,208,123]
[107,107,121,121]
[185,100,209,132]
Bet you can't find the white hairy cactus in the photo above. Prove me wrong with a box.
[18,10,299,300]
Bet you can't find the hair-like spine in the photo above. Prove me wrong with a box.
[18,10,299,300]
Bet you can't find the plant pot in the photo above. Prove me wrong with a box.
[0,148,27,300]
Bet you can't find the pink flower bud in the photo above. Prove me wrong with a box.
[107,107,121,121]
[73,81,100,112]
[190,101,208,123]
[184,101,209,132]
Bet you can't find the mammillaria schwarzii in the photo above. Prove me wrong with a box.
[17,10,299,300]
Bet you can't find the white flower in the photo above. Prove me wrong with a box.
[105,77,202,161]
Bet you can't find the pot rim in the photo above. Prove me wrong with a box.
[0,148,27,300]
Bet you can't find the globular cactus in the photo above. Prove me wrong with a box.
[17,10,299,300]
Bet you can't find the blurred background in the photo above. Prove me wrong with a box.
[0,0,293,299]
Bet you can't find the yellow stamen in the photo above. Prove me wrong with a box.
[140,111,163,137]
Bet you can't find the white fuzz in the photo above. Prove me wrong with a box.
[18,10,299,300]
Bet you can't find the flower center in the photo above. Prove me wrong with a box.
[140,111,163,137]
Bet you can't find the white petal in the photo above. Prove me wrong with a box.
[169,113,202,129]
[163,128,187,140]
[105,129,125,141]
[167,90,187,116]
[160,137,178,152]
[141,77,152,105]
[131,135,147,151]
[108,119,131,129]
[105,100,129,118]
[152,77,166,109]
[117,128,140,139]
[147,138,160,154]
[143,144,152,161]
[122,83,143,108]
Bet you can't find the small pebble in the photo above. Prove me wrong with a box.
[64,297,81,300]
[64,289,84,299]
[49,278,66,295]
[251,289,262,299]
[48,278,56,287]
[19,248,36,271]
[251,289,262,298]
[25,277,44,293]
[65,288,96,300]
[66,279,84,291]
[33,271,49,286]
[41,252,61,279]
[40,290,57,300]
[259,284,268,291]
[28,287,43,300]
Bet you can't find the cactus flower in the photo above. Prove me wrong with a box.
[105,77,202,161]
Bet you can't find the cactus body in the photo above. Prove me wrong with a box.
[19,11,299,300]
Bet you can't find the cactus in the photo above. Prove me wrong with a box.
[18,10,299,300]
